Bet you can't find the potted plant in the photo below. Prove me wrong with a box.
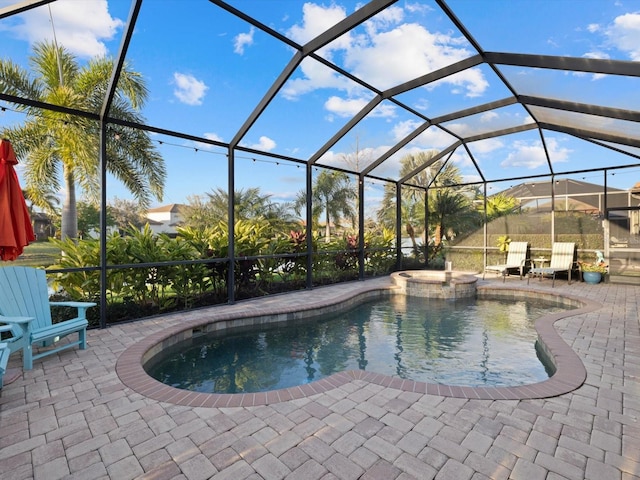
[578,255,608,284]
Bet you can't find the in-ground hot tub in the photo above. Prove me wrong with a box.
[390,269,477,299]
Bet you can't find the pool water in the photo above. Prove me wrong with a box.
[146,295,570,394]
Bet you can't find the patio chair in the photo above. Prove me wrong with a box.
[483,241,529,282]
[0,266,96,370]
[0,342,10,388]
[527,242,576,287]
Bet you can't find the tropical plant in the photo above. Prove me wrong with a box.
[485,193,519,221]
[0,41,165,240]
[177,219,274,298]
[363,227,396,275]
[495,234,511,259]
[294,170,357,243]
[429,187,480,247]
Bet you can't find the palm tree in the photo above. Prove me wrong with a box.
[377,150,443,236]
[294,170,356,243]
[377,151,482,251]
[183,187,298,232]
[484,193,519,221]
[205,187,278,222]
[0,41,165,240]
[429,188,479,247]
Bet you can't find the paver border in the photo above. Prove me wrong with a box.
[116,281,601,406]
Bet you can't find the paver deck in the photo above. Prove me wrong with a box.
[1,275,639,479]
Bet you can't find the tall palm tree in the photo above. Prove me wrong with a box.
[377,150,443,234]
[183,187,298,232]
[294,170,356,243]
[205,187,279,222]
[0,41,165,240]
[377,151,481,250]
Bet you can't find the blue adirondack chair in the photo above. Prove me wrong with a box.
[0,267,96,370]
[0,340,11,388]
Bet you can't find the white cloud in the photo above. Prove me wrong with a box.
[317,144,390,169]
[469,138,504,154]
[480,111,498,123]
[363,5,404,37]
[1,0,122,58]
[203,132,223,143]
[324,96,368,117]
[427,67,489,98]
[287,3,350,48]
[172,73,208,106]
[346,22,481,93]
[324,96,395,119]
[501,142,546,169]
[192,133,224,151]
[606,12,640,60]
[391,121,455,148]
[282,3,487,100]
[249,136,276,151]
[587,23,600,33]
[500,138,571,169]
[234,27,255,55]
[282,58,360,100]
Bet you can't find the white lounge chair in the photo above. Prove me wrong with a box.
[484,241,529,282]
[527,242,576,287]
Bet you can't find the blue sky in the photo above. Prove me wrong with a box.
[1,0,640,213]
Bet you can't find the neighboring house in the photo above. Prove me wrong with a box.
[145,204,185,236]
[31,211,55,240]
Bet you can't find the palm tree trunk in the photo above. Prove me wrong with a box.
[406,222,417,250]
[324,207,331,243]
[434,223,443,247]
[61,165,78,240]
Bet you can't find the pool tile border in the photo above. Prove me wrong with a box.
[116,280,601,406]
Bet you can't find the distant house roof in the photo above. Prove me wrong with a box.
[147,203,185,213]
[496,179,624,199]
[496,179,631,212]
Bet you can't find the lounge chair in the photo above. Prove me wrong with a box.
[0,266,96,370]
[483,241,529,282]
[527,242,576,287]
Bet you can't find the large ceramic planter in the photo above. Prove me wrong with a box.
[583,271,602,284]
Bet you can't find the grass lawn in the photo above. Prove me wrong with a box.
[10,241,60,268]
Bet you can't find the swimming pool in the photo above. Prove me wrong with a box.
[145,294,571,394]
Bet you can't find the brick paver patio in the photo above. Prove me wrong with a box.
[1,275,639,479]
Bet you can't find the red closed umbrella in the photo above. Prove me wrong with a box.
[0,139,35,261]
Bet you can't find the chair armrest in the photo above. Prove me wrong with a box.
[49,302,97,321]
[0,315,34,325]
[0,315,33,341]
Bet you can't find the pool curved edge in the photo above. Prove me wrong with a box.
[116,281,600,406]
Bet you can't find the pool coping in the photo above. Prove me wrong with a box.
[116,280,601,406]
